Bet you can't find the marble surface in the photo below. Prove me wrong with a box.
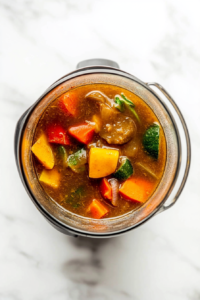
[0,0,199,299]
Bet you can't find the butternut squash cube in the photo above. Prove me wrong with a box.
[31,134,54,169]
[89,148,119,178]
[39,168,60,188]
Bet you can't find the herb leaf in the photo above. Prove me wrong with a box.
[121,93,135,107]
[75,186,85,196]
[114,97,125,112]
[128,106,140,123]
[65,186,86,208]
[119,93,140,122]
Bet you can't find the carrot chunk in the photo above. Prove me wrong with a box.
[88,199,109,219]
[100,178,112,200]
[59,92,79,116]
[47,124,71,145]
[119,177,154,204]
[68,123,95,144]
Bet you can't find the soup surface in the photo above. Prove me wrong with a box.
[32,84,166,219]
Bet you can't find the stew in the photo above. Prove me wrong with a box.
[32,84,166,219]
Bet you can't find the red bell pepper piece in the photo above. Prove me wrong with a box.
[47,124,71,145]
[68,123,95,144]
[59,92,79,116]
[100,178,112,200]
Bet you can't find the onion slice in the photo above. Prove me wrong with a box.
[109,178,119,206]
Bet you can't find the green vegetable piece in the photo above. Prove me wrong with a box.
[58,145,68,166]
[68,148,87,173]
[68,148,87,167]
[128,106,140,123]
[143,123,160,159]
[119,93,140,122]
[114,157,133,180]
[121,93,135,107]
[114,96,125,112]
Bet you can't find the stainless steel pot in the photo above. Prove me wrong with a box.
[14,59,191,238]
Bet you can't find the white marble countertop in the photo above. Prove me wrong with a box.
[1,0,199,299]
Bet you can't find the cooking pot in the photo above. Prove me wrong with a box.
[14,59,191,238]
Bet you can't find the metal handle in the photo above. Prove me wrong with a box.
[146,82,191,212]
[76,58,119,69]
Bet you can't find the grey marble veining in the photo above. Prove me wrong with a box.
[0,0,200,299]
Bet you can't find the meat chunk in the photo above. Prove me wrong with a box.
[99,114,136,145]
[100,104,119,121]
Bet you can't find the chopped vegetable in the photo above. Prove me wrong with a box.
[57,145,68,167]
[89,148,119,178]
[68,148,87,166]
[88,199,109,219]
[121,93,135,106]
[114,96,125,112]
[128,106,140,123]
[47,124,71,145]
[114,157,133,180]
[120,93,140,122]
[39,167,60,188]
[119,177,154,203]
[59,92,79,116]
[68,148,87,173]
[143,124,160,159]
[68,123,95,144]
[109,178,119,206]
[136,162,158,179]
[92,115,102,133]
[31,134,54,169]
[100,178,112,200]
[66,186,85,208]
